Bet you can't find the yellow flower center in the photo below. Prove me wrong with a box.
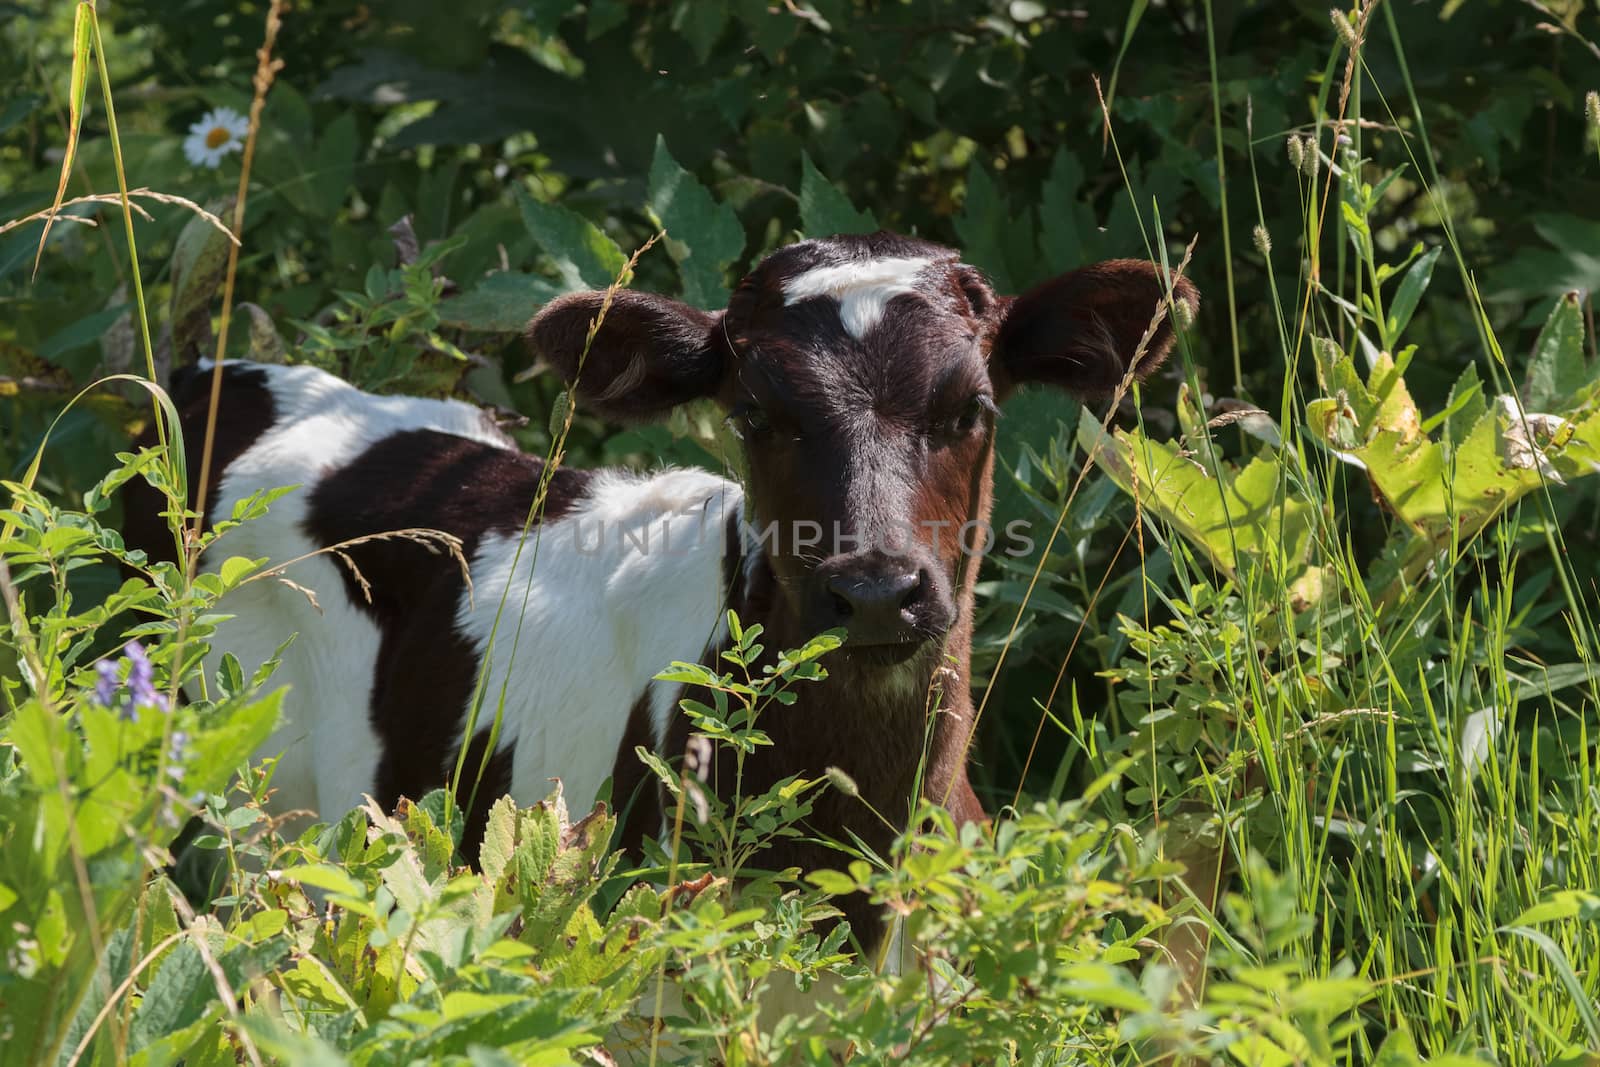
[204,126,232,149]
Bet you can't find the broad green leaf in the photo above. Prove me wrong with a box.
[0,93,41,139]
[1385,244,1439,343]
[131,932,291,1054]
[169,198,237,361]
[401,789,458,879]
[953,161,1030,294]
[1038,148,1092,272]
[672,0,728,63]
[647,136,744,309]
[479,795,519,890]
[516,187,628,291]
[1371,1024,1422,1067]
[735,0,802,58]
[35,302,129,365]
[1437,361,1486,445]
[186,688,284,796]
[1302,344,1600,604]
[1524,290,1590,413]
[798,152,875,237]
[1078,417,1316,581]
[438,272,562,333]
[806,869,858,895]
[217,554,265,589]
[310,111,359,218]
[237,301,288,362]
[1510,662,1600,704]
[277,863,366,899]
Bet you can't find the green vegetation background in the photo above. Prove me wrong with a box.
[5,0,1600,1063]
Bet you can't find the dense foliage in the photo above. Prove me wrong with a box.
[4,0,1600,1062]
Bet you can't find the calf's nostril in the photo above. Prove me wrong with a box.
[898,570,928,611]
[818,566,930,641]
[824,574,859,620]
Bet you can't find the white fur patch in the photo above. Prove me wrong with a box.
[195,360,745,830]
[457,468,742,813]
[782,256,933,339]
[197,360,516,821]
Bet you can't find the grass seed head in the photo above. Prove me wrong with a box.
[1253,224,1272,257]
[1331,8,1358,48]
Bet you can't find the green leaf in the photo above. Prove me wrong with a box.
[1524,290,1589,413]
[1371,1024,1422,1067]
[1509,890,1600,926]
[311,111,359,218]
[438,272,562,333]
[806,869,858,895]
[186,689,283,796]
[673,0,728,63]
[131,932,291,1054]
[277,863,366,899]
[169,199,236,360]
[952,160,1035,294]
[1436,361,1485,445]
[479,795,518,889]
[1306,345,1600,572]
[798,152,875,237]
[1078,416,1317,581]
[129,941,211,1051]
[1038,148,1092,271]
[647,136,745,309]
[1510,662,1600,704]
[0,93,41,139]
[35,302,130,364]
[217,554,265,589]
[516,188,628,291]
[236,302,288,363]
[1385,244,1439,343]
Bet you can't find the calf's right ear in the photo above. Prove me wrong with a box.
[989,260,1198,400]
[528,289,727,422]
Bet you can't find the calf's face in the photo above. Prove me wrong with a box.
[530,233,1196,662]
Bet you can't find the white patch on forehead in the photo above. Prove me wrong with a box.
[782,255,934,340]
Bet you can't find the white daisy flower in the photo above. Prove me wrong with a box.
[183,107,249,169]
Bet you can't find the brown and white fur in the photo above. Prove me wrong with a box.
[123,231,1196,956]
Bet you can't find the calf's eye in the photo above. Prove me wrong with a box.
[939,395,993,439]
[727,406,771,439]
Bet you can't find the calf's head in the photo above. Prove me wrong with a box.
[530,233,1196,664]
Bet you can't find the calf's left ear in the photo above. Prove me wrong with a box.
[527,289,727,422]
[989,259,1198,399]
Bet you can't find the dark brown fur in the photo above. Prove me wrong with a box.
[301,428,593,857]
[538,232,1197,952]
[121,363,277,570]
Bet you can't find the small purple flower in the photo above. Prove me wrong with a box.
[167,730,190,784]
[93,660,120,709]
[88,641,170,720]
[123,642,167,714]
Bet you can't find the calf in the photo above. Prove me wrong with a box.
[123,231,1195,951]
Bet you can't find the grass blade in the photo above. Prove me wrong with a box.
[33,1,94,279]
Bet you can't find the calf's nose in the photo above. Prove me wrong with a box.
[818,565,927,645]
